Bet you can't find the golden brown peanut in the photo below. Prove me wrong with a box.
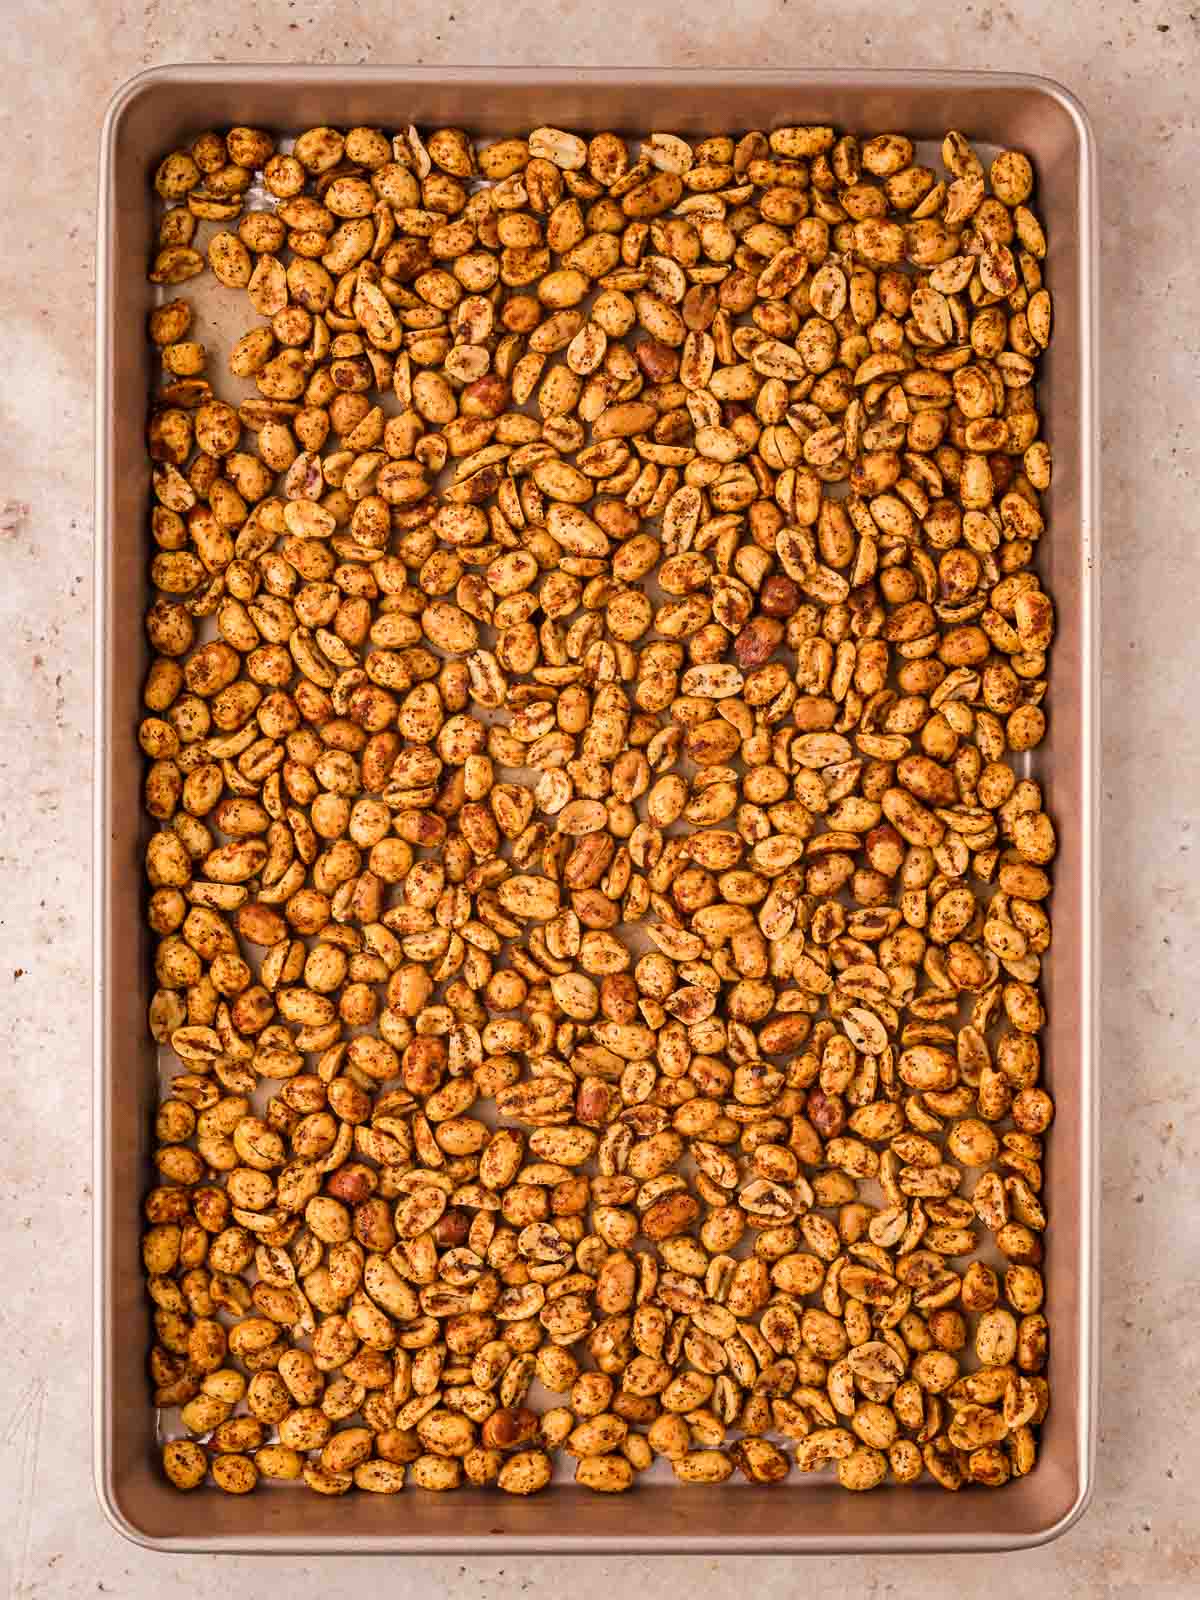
[837,1446,888,1492]
[576,1454,635,1492]
[302,1463,354,1496]
[211,1454,258,1495]
[497,1449,553,1494]
[731,1436,790,1483]
[410,1454,462,1492]
[673,1450,733,1484]
[355,1459,407,1493]
[162,1439,207,1490]
[256,1445,305,1480]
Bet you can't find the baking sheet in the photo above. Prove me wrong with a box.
[95,66,1098,1553]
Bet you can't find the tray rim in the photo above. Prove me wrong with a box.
[93,62,1099,1556]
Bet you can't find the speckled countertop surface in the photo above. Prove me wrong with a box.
[1,3,1197,1595]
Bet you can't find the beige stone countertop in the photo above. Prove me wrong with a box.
[1,4,1196,1595]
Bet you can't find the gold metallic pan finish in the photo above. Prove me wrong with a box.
[95,67,1098,1554]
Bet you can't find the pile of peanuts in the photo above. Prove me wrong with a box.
[142,117,1056,1500]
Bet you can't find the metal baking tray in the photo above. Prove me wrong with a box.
[94,65,1099,1554]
